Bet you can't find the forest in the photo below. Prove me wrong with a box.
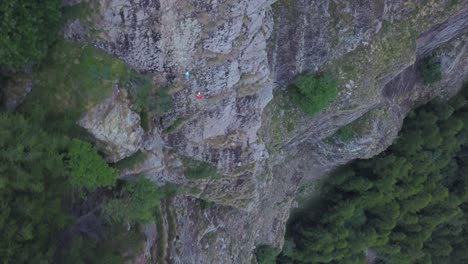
[271,83,468,263]
[1,1,173,262]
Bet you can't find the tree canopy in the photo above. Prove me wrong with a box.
[0,112,70,263]
[290,73,338,116]
[0,0,62,67]
[0,112,126,263]
[280,86,468,263]
[67,139,118,192]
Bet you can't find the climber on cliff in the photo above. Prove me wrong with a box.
[196,91,203,100]
[184,71,190,80]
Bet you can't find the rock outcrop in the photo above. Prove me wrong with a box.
[64,0,468,263]
[78,85,144,163]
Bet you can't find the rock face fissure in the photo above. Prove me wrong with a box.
[65,0,468,263]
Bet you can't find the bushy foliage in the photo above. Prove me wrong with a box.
[123,71,173,130]
[181,156,219,179]
[112,150,147,171]
[281,86,468,263]
[103,177,174,224]
[67,139,118,192]
[0,112,128,263]
[0,0,62,67]
[419,56,442,84]
[0,112,70,263]
[290,73,338,116]
[255,245,280,264]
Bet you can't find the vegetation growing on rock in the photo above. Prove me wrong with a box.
[18,41,173,135]
[18,41,128,134]
[279,85,468,263]
[181,156,220,179]
[103,177,175,224]
[328,111,375,143]
[112,150,147,171]
[419,56,442,84]
[289,73,338,116]
[124,71,174,130]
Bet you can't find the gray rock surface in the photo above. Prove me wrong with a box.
[64,0,468,263]
[78,85,144,163]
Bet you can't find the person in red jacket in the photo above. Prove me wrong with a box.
[196,91,203,100]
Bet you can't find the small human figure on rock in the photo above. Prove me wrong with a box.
[184,71,190,80]
[196,91,203,100]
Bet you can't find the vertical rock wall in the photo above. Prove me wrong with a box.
[65,0,468,263]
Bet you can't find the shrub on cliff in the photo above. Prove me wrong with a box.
[180,156,219,179]
[419,56,442,84]
[290,73,338,116]
[0,0,62,67]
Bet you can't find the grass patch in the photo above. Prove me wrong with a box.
[199,199,215,210]
[180,156,219,180]
[328,111,375,143]
[154,205,166,264]
[162,117,186,135]
[123,72,174,121]
[19,41,126,135]
[112,151,147,171]
[165,199,177,248]
[334,125,355,142]
[289,73,338,116]
[18,41,173,136]
[139,110,150,131]
[262,89,301,151]
[203,231,217,243]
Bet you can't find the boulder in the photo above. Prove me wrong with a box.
[78,85,144,163]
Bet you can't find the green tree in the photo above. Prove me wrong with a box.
[67,139,118,192]
[255,245,280,264]
[419,56,442,84]
[103,177,170,224]
[290,73,338,116]
[0,0,62,67]
[0,112,70,263]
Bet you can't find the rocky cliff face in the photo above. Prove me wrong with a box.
[65,0,467,263]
